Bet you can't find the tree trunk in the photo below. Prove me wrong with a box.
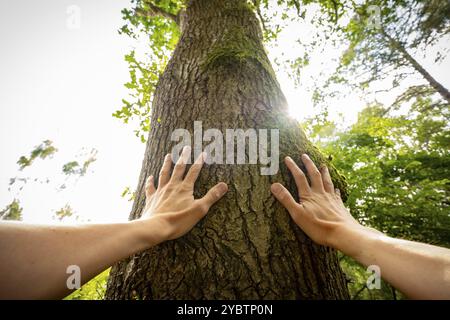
[106,0,349,300]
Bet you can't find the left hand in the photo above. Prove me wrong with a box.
[140,146,228,241]
[270,154,361,248]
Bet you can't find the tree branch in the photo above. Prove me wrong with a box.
[252,0,269,35]
[136,1,178,24]
[293,0,301,16]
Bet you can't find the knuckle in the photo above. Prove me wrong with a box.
[164,182,175,191]
[300,193,311,201]
[210,189,220,202]
[175,161,184,168]
[160,168,170,176]
[311,170,321,177]
[180,182,192,190]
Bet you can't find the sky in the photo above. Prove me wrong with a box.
[0,0,448,224]
[0,0,142,223]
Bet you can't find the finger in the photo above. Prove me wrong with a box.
[335,188,341,197]
[320,166,334,193]
[198,182,228,215]
[335,188,344,203]
[285,156,311,197]
[184,152,205,186]
[301,154,324,192]
[171,146,191,182]
[270,183,301,213]
[159,154,172,187]
[145,175,156,198]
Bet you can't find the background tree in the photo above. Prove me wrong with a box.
[106,0,350,299]
[0,199,23,221]
[310,0,450,104]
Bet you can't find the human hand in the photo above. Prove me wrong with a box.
[270,154,364,249]
[140,146,228,242]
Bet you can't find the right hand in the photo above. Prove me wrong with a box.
[270,154,364,248]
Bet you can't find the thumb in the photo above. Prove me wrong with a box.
[198,182,228,215]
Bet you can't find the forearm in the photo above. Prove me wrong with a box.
[334,225,450,299]
[0,219,165,299]
[0,150,226,300]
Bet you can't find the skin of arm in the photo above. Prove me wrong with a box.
[0,147,228,300]
[271,154,450,300]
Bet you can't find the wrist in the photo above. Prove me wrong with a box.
[130,217,170,250]
[330,223,383,259]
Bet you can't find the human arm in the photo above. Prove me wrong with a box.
[0,147,228,299]
[270,154,450,299]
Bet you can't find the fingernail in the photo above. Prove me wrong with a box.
[271,183,281,193]
[302,154,309,159]
[183,146,191,153]
[218,182,228,194]
[285,156,293,162]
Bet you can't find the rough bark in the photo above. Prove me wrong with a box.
[106,0,350,300]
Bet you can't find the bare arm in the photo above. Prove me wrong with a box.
[271,154,450,299]
[0,147,228,299]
